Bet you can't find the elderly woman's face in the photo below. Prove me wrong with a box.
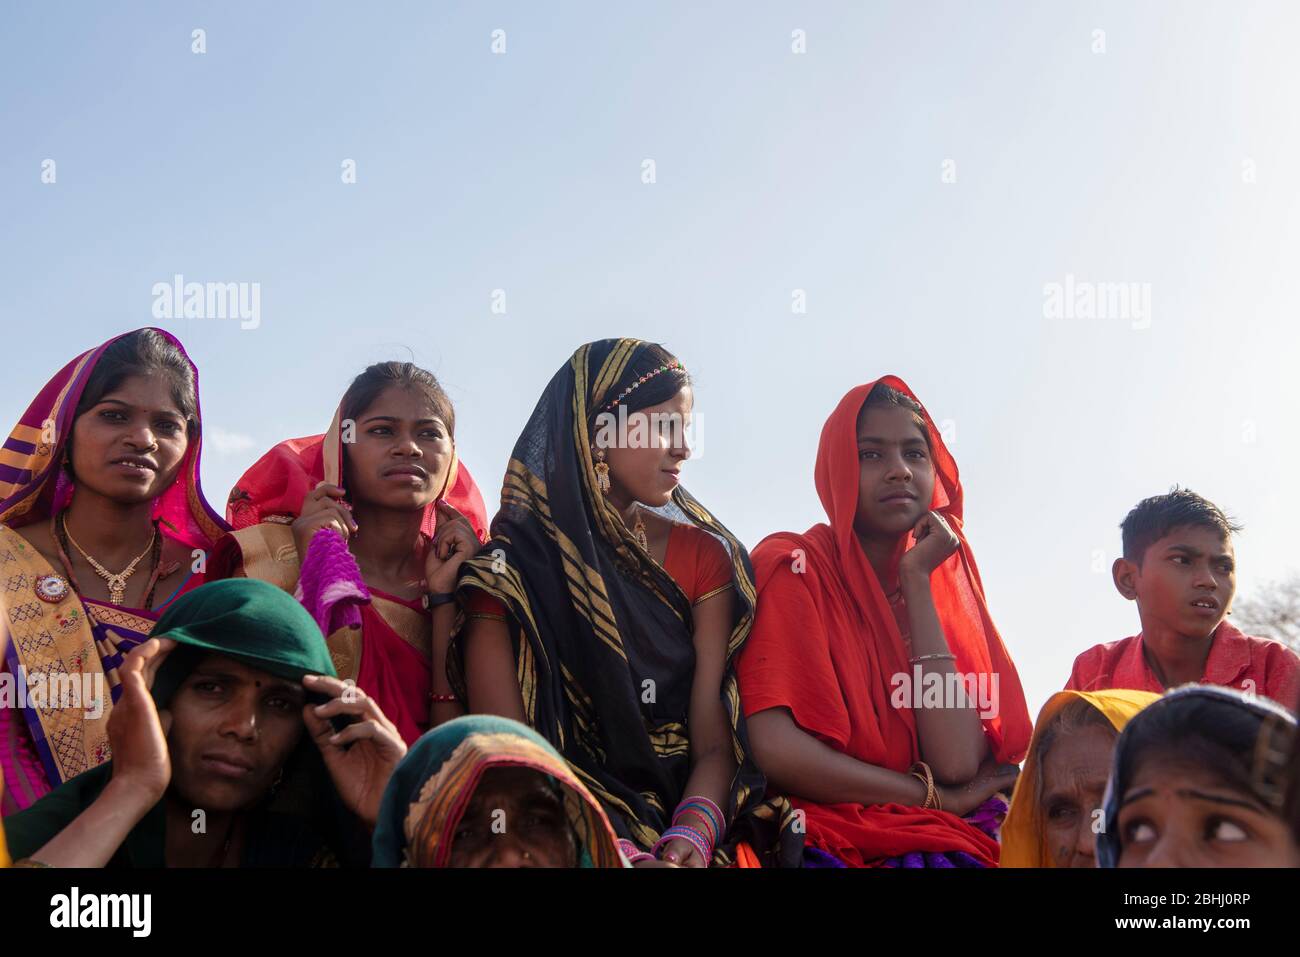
[1040,722,1115,867]
[448,766,578,868]
[1115,759,1300,868]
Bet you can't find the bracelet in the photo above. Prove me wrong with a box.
[677,795,725,828]
[422,591,456,610]
[673,796,725,844]
[429,692,460,704]
[617,838,654,864]
[652,824,713,863]
[675,806,720,845]
[909,652,957,664]
[909,761,941,811]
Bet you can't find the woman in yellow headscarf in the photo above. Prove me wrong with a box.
[1002,689,1158,867]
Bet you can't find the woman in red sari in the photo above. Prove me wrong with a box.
[210,362,488,746]
[0,329,227,813]
[736,378,1032,867]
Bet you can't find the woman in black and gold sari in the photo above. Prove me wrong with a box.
[456,339,800,867]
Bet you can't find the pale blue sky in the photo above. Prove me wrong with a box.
[3,2,1298,720]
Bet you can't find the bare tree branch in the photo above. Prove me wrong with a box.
[1232,575,1300,653]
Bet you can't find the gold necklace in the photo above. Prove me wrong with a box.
[61,514,157,606]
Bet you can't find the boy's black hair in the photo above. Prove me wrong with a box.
[1120,487,1242,564]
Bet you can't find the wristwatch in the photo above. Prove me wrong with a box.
[422,591,456,610]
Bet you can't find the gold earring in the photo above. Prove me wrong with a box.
[593,448,611,494]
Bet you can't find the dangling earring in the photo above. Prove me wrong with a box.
[593,448,611,494]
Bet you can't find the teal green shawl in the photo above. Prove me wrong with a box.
[372,714,625,867]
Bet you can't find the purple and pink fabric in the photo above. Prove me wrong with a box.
[0,328,228,814]
[295,527,370,635]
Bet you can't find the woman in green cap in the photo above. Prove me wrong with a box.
[3,578,406,867]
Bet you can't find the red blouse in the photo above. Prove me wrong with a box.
[465,522,732,617]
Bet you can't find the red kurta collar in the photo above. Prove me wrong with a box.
[1123,620,1252,691]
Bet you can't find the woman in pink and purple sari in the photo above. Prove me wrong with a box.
[0,328,228,813]
[208,361,489,748]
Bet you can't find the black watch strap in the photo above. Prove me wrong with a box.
[422,591,456,610]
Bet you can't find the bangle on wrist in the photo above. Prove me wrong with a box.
[909,652,957,665]
[653,824,713,863]
[616,838,654,864]
[909,761,940,811]
[672,795,726,846]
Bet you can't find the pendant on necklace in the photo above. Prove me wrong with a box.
[105,575,129,606]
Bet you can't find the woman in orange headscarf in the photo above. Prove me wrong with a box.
[736,378,1032,867]
[1001,689,1158,867]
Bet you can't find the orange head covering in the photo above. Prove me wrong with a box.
[739,376,1033,865]
[1001,689,1158,867]
[818,377,1029,759]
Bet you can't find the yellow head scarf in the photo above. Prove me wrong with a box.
[1001,689,1159,867]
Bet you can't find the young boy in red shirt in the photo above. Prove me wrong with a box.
[1067,488,1299,708]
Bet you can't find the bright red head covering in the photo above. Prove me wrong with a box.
[737,376,1031,866]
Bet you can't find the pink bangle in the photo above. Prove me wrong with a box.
[674,795,726,842]
[617,838,654,864]
[674,804,721,844]
[652,824,713,863]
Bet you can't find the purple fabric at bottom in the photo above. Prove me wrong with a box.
[802,847,849,868]
[881,850,985,868]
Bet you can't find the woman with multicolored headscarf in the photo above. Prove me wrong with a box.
[373,714,625,867]
[457,339,800,867]
[1002,689,1159,867]
[3,578,406,867]
[209,361,489,747]
[0,329,228,814]
[1096,684,1298,867]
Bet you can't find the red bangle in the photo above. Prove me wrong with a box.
[429,693,460,704]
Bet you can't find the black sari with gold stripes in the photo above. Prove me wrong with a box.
[455,339,801,866]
